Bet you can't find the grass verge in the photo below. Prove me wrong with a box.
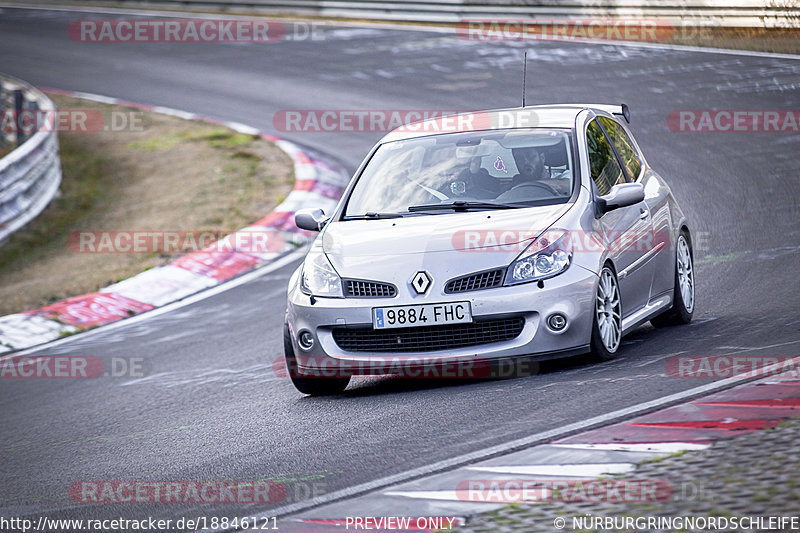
[0,94,295,316]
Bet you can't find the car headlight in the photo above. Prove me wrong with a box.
[506,229,572,285]
[300,249,344,298]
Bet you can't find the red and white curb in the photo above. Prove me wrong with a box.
[252,367,800,532]
[0,89,350,354]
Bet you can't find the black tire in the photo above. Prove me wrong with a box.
[283,325,350,395]
[651,231,694,328]
[589,265,622,362]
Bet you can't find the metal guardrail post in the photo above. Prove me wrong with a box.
[25,96,40,138]
[13,88,25,147]
[0,81,4,150]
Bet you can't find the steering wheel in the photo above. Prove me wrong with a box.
[507,180,562,196]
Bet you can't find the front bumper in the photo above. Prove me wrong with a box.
[286,264,597,375]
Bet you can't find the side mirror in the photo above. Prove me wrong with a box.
[295,208,330,232]
[596,183,645,215]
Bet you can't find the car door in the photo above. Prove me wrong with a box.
[586,118,654,317]
[598,116,671,302]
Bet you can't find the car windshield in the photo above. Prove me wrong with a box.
[344,129,574,217]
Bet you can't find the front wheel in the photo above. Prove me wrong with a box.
[589,266,622,362]
[651,231,694,328]
[283,325,350,395]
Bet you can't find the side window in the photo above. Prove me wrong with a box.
[586,119,625,196]
[598,116,642,180]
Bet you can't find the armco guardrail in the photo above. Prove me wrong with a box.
[85,0,799,27]
[0,75,62,246]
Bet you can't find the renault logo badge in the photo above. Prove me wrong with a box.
[411,271,431,294]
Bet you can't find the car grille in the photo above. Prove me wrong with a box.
[445,269,505,293]
[331,317,525,353]
[344,279,397,298]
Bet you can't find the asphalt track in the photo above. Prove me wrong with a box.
[1,6,799,527]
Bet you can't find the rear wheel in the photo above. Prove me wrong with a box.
[651,231,694,328]
[284,325,350,395]
[589,266,622,362]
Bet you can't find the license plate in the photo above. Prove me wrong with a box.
[372,302,472,329]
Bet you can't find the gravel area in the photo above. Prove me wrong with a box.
[461,419,800,532]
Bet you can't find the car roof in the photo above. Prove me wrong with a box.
[378,104,628,144]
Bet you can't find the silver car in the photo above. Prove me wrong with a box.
[284,104,695,395]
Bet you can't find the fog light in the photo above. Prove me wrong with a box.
[547,313,567,332]
[298,330,315,351]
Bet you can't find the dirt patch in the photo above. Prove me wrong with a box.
[0,94,295,316]
[664,26,800,55]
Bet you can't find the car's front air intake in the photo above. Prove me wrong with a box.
[445,269,505,294]
[331,317,524,353]
[344,279,397,298]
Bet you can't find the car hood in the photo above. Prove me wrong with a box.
[323,204,571,278]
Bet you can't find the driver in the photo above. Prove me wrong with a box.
[511,146,549,184]
[505,146,570,196]
[494,146,570,201]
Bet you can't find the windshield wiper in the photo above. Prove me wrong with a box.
[344,212,405,220]
[407,201,522,212]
